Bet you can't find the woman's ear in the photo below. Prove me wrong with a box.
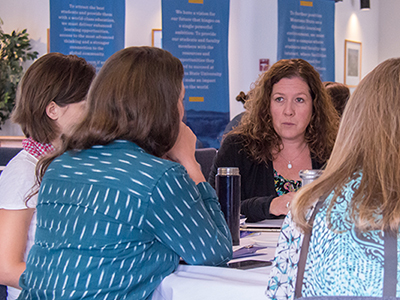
[46,101,59,120]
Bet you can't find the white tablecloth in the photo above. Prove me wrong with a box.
[152,231,280,300]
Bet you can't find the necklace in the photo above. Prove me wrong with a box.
[279,143,308,169]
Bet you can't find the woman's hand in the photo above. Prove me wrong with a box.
[270,192,295,216]
[165,122,206,185]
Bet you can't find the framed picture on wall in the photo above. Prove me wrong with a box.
[152,29,162,48]
[344,40,362,87]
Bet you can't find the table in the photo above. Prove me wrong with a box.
[152,231,280,300]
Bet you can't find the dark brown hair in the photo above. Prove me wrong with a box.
[235,91,249,104]
[293,58,400,233]
[37,46,184,183]
[12,53,95,144]
[324,81,350,116]
[231,58,339,165]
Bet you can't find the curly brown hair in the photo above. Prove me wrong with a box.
[231,58,339,165]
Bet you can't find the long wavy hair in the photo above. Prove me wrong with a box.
[292,58,400,233]
[230,59,339,165]
[36,47,184,185]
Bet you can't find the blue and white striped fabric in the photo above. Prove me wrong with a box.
[19,140,232,300]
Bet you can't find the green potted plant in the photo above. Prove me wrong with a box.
[0,18,38,129]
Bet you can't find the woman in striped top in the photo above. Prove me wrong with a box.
[18,47,232,300]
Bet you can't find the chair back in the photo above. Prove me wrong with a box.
[0,147,22,166]
[195,147,217,180]
[0,284,7,300]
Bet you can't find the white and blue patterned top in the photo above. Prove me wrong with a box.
[266,172,400,300]
[18,140,232,300]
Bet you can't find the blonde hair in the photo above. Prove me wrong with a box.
[292,58,400,234]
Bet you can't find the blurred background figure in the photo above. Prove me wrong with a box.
[324,81,350,117]
[18,47,232,300]
[209,58,339,222]
[267,57,400,300]
[222,91,249,137]
[0,53,95,300]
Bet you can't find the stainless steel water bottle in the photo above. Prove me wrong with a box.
[215,167,241,246]
[299,169,323,186]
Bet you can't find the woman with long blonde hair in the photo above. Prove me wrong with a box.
[266,57,400,299]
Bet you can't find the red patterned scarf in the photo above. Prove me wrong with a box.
[22,137,55,159]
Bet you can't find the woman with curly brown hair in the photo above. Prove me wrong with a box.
[209,59,339,222]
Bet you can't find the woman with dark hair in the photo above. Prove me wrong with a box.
[222,91,249,137]
[324,81,350,117]
[18,47,232,300]
[0,53,95,300]
[209,59,339,222]
[266,57,400,300]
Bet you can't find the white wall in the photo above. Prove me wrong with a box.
[378,0,400,63]
[0,0,397,135]
[228,0,278,118]
[125,0,161,47]
[334,0,380,85]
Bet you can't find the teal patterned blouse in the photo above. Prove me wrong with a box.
[266,172,400,299]
[19,140,232,300]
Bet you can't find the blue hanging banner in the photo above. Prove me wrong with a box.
[278,0,335,81]
[50,0,125,72]
[162,0,230,149]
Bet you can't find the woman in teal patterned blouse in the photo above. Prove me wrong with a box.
[18,47,232,300]
[266,58,400,299]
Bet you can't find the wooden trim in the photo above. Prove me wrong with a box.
[0,136,24,148]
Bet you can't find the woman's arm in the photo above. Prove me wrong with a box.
[0,208,35,289]
[165,122,205,185]
[144,166,233,266]
[241,196,278,222]
[153,122,232,265]
[242,193,295,222]
[210,134,288,222]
